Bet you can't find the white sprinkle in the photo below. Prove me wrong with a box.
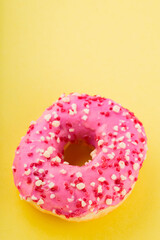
[37,199,44,205]
[48,182,55,188]
[76,172,82,178]
[107,152,115,159]
[60,169,67,174]
[98,139,104,146]
[52,111,58,118]
[81,115,88,121]
[47,146,55,154]
[120,175,127,181]
[108,144,114,149]
[139,153,143,158]
[83,108,89,114]
[102,132,106,136]
[24,169,31,175]
[44,114,51,122]
[102,147,108,153]
[133,163,139,170]
[113,105,120,113]
[119,161,125,169]
[51,156,61,163]
[118,142,126,149]
[38,169,44,173]
[129,175,134,181]
[90,182,95,187]
[76,183,85,190]
[126,132,131,138]
[35,180,43,187]
[113,125,118,131]
[89,200,92,205]
[52,120,60,128]
[81,200,86,207]
[98,177,106,182]
[106,198,112,205]
[24,164,27,168]
[50,194,55,199]
[40,136,45,141]
[94,162,100,167]
[114,186,120,191]
[31,195,37,201]
[111,174,117,180]
[67,198,74,202]
[50,174,54,178]
[72,103,77,110]
[90,149,97,158]
[49,132,55,138]
[121,189,126,196]
[62,96,70,102]
[69,128,74,132]
[43,151,50,158]
[70,183,75,187]
[125,155,130,161]
[97,185,102,193]
[57,137,60,143]
[117,136,124,142]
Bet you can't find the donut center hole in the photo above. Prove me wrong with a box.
[63,140,95,166]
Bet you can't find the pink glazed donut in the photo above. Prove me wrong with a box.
[12,93,147,221]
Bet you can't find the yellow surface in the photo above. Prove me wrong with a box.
[1,0,160,239]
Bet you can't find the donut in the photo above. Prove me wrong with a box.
[12,93,147,221]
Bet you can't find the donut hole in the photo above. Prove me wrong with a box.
[63,140,95,166]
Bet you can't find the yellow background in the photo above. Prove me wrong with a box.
[1,0,160,239]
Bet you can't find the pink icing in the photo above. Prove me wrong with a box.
[12,93,147,219]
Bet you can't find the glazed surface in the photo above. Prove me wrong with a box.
[12,93,147,220]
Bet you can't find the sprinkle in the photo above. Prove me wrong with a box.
[90,182,95,187]
[129,175,134,181]
[97,185,103,193]
[107,152,115,159]
[126,132,131,138]
[67,198,74,202]
[117,136,124,141]
[81,200,87,207]
[119,161,125,169]
[94,162,100,167]
[24,164,27,168]
[52,111,58,118]
[70,183,75,187]
[98,139,104,146]
[120,175,127,181]
[113,125,118,131]
[38,169,44,173]
[48,182,55,188]
[90,149,97,158]
[98,177,106,182]
[37,199,44,205]
[83,108,89,114]
[102,147,108,153]
[89,200,92,205]
[50,194,55,199]
[31,195,37,201]
[118,142,126,149]
[111,174,117,180]
[76,183,85,190]
[51,156,61,163]
[113,105,120,113]
[49,132,55,138]
[44,114,51,121]
[121,189,126,196]
[102,132,106,136]
[50,174,54,178]
[52,121,60,128]
[62,96,70,102]
[40,136,45,141]
[60,169,67,174]
[69,128,74,132]
[133,163,139,170]
[139,153,143,158]
[76,172,82,178]
[24,169,31,175]
[106,198,112,205]
[114,186,120,191]
[81,115,88,121]
[35,180,43,186]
